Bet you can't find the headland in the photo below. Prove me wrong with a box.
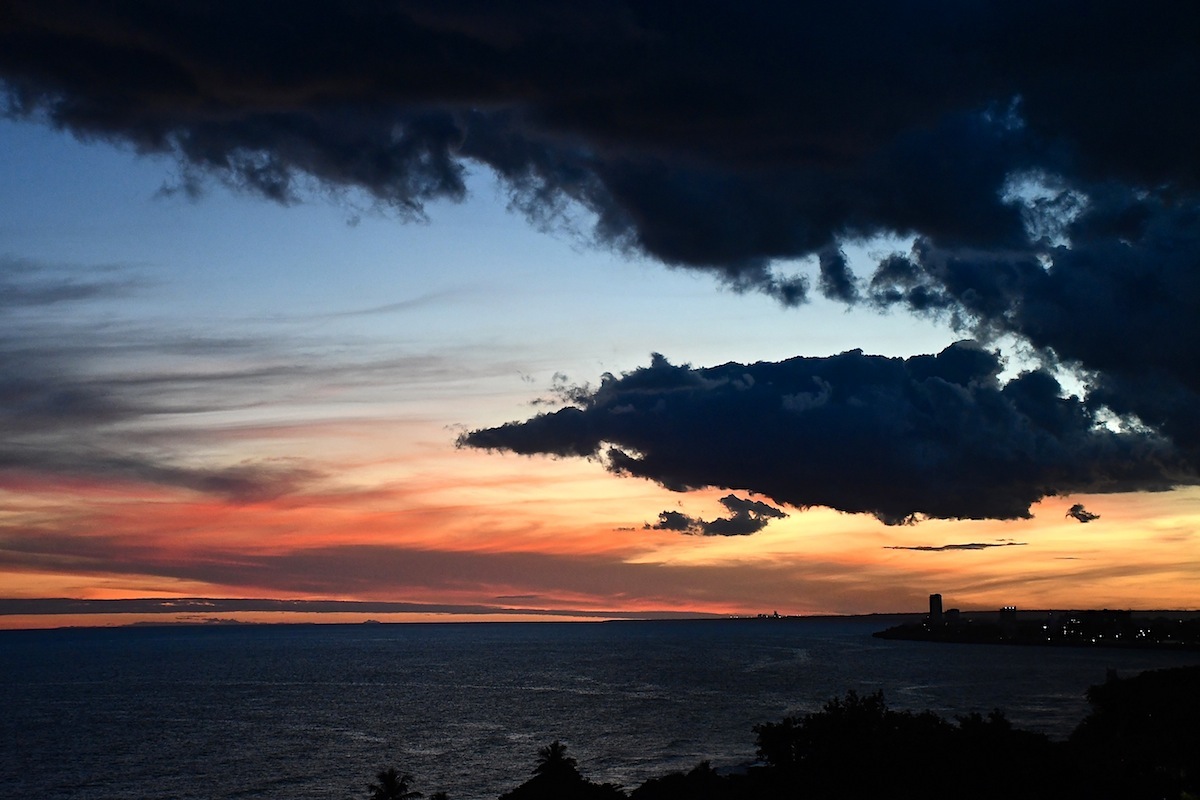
[875,593,1200,650]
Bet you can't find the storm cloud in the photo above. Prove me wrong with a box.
[4,2,1200,520]
[461,345,1185,525]
[1,2,1196,274]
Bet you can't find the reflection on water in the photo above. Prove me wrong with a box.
[2,618,1196,800]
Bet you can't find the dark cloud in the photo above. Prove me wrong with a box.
[1,3,1196,278]
[646,493,787,536]
[4,2,1200,519]
[884,542,1028,552]
[867,193,1200,474]
[461,344,1187,524]
[817,248,859,305]
[1066,503,1100,524]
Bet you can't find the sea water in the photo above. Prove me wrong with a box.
[2,617,1197,800]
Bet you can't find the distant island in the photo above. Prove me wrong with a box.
[875,593,1200,650]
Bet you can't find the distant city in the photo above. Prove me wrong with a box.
[874,593,1200,649]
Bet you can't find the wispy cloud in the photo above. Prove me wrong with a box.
[0,257,473,501]
[0,255,145,309]
[884,542,1028,552]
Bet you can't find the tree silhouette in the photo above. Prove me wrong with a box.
[629,761,733,800]
[533,740,579,779]
[500,741,624,800]
[1070,665,1200,800]
[368,767,422,800]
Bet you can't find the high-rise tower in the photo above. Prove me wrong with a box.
[929,593,944,626]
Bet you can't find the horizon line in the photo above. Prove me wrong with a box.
[3,596,1197,621]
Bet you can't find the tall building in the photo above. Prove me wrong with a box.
[929,593,944,626]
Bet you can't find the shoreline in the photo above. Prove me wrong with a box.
[874,609,1200,652]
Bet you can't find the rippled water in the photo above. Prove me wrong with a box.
[3,618,1197,799]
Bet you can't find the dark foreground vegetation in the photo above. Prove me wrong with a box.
[368,665,1200,800]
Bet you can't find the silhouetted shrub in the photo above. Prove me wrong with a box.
[499,741,625,800]
[752,690,1063,799]
[368,768,422,800]
[363,666,1200,800]
[1069,665,1200,799]
[630,761,741,800]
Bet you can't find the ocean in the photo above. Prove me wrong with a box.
[3,617,1198,800]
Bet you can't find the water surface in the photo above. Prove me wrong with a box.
[3,618,1196,799]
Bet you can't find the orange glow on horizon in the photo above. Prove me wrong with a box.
[3,431,1199,628]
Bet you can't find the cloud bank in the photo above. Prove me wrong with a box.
[4,1,1200,522]
[3,3,1196,272]
[461,345,1183,525]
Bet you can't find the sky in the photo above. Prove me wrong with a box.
[1,1,1199,628]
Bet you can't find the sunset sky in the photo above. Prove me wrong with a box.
[2,1,1198,628]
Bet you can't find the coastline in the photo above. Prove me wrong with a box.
[874,608,1200,652]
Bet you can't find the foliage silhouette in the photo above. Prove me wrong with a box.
[753,690,965,798]
[629,761,738,800]
[1069,665,1200,799]
[533,740,578,779]
[362,665,1200,800]
[368,767,422,800]
[499,740,624,800]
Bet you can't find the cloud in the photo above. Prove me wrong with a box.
[0,529,895,614]
[0,255,144,309]
[0,312,323,500]
[0,258,472,502]
[1,3,1195,277]
[0,450,321,503]
[884,542,1028,552]
[646,494,787,536]
[866,193,1200,475]
[461,344,1186,524]
[5,3,1200,521]
[1065,503,1100,524]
